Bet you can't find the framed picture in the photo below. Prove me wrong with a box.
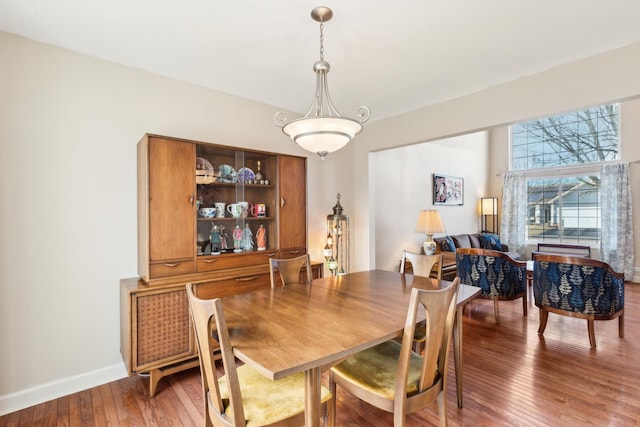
[433,174,464,205]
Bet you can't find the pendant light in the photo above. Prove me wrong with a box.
[274,6,371,161]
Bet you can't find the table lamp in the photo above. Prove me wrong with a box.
[415,210,445,255]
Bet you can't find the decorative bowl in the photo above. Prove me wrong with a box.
[195,157,215,184]
[217,164,237,183]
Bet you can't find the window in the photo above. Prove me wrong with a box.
[526,177,600,243]
[510,104,619,244]
[512,104,619,170]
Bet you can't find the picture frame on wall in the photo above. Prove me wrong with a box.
[433,174,464,205]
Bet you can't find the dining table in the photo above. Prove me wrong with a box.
[220,269,480,427]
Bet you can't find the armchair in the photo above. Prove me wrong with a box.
[456,248,528,324]
[532,254,624,348]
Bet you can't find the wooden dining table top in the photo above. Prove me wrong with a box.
[220,269,476,381]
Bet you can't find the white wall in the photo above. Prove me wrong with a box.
[371,133,489,272]
[352,42,640,275]
[0,32,342,414]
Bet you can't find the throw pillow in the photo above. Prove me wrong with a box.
[441,236,456,252]
[480,233,503,251]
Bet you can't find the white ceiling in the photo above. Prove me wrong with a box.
[2,1,640,122]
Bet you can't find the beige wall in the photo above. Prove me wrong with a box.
[2,30,640,414]
[0,32,343,414]
[371,132,489,271]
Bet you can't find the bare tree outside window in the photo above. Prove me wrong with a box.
[510,104,619,244]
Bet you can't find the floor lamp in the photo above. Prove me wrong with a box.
[481,197,498,233]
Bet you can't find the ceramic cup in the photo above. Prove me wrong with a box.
[214,202,226,218]
[251,203,266,217]
[227,203,243,218]
[198,207,216,218]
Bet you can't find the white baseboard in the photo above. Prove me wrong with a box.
[0,362,128,416]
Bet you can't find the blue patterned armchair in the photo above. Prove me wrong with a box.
[456,248,528,324]
[533,255,624,348]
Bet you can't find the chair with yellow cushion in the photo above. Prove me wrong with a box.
[329,279,459,427]
[269,254,312,287]
[186,283,333,427]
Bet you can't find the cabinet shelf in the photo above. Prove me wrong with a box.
[201,182,274,188]
[197,249,276,257]
[198,217,274,221]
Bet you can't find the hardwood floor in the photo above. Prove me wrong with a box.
[3,283,640,426]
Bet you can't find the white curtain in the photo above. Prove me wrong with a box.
[600,162,634,279]
[500,172,527,257]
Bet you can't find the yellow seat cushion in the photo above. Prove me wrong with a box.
[331,340,434,400]
[215,364,331,427]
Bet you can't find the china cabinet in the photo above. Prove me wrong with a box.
[122,133,318,396]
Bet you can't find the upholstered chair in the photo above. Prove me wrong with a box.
[533,254,624,348]
[456,248,528,324]
[329,280,459,427]
[269,254,312,287]
[186,284,333,426]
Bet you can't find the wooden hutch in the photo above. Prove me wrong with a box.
[120,134,320,395]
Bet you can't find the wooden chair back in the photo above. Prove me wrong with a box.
[534,243,591,258]
[269,254,312,287]
[186,283,245,426]
[400,250,443,280]
[400,280,459,404]
[329,279,459,426]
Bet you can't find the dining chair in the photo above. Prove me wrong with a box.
[269,253,312,287]
[400,250,444,354]
[400,250,443,280]
[186,284,333,427]
[533,254,624,348]
[456,248,527,325]
[329,279,459,427]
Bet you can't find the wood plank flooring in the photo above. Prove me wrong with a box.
[3,282,640,426]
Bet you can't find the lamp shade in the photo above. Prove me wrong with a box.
[481,197,498,215]
[415,210,446,234]
[282,116,363,157]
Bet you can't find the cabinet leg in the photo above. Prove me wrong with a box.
[149,369,161,398]
[147,359,201,397]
